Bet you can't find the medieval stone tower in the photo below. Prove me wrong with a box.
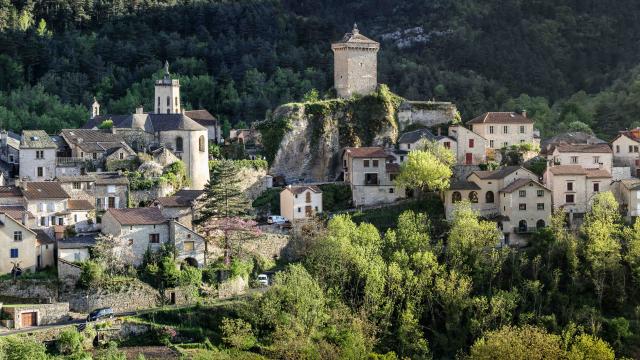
[331,24,380,99]
[155,61,181,114]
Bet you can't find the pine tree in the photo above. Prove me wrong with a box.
[197,160,250,222]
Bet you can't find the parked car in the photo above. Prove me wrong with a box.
[257,274,269,287]
[87,307,114,322]
[267,215,288,224]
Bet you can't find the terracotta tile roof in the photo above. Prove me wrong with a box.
[614,128,640,142]
[500,178,549,193]
[343,147,386,158]
[585,169,611,178]
[68,200,94,211]
[547,165,587,176]
[449,181,481,190]
[554,143,612,153]
[0,186,23,198]
[467,112,534,125]
[107,207,166,225]
[385,163,401,173]
[285,185,322,195]
[0,205,34,220]
[472,166,523,180]
[22,182,70,199]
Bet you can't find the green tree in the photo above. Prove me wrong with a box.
[198,160,250,221]
[220,318,257,350]
[0,336,48,360]
[567,333,615,360]
[469,325,565,360]
[395,147,453,194]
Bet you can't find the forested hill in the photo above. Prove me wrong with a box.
[1,0,640,138]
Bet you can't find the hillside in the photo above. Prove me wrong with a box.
[1,0,640,137]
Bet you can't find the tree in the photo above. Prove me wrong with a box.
[220,318,257,350]
[469,325,565,360]
[567,334,615,360]
[93,233,135,275]
[198,160,250,221]
[623,218,640,285]
[395,147,453,194]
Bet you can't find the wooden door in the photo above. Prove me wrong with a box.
[21,312,37,327]
[465,153,473,165]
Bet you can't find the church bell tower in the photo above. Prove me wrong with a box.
[154,61,181,114]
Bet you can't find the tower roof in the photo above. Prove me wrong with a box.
[332,23,379,48]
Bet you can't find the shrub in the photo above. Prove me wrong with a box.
[56,328,85,355]
[180,266,203,287]
[0,336,48,360]
[220,318,257,350]
[79,260,104,287]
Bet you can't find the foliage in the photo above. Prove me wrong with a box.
[198,160,251,221]
[210,159,268,172]
[468,325,565,359]
[319,183,353,211]
[256,112,293,164]
[0,335,48,360]
[252,188,281,215]
[56,328,85,356]
[98,119,113,129]
[395,147,453,193]
[78,260,104,288]
[221,318,257,350]
[93,233,136,276]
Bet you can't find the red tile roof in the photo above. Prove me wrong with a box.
[22,182,70,200]
[68,200,94,211]
[0,186,23,198]
[343,147,386,158]
[547,165,586,176]
[585,169,612,178]
[107,207,166,225]
[467,112,533,125]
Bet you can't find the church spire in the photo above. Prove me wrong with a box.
[352,22,359,35]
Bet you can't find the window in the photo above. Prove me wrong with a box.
[469,191,479,203]
[485,191,495,203]
[389,173,397,181]
[399,156,404,162]
[80,152,84,158]
[73,182,81,190]
[175,97,178,106]
[157,97,160,108]
[74,214,78,222]
[593,156,600,164]
[636,146,639,153]
[489,126,494,134]
[469,139,474,148]
[149,234,160,244]
[297,207,301,213]
[407,143,412,149]
[570,156,578,164]
[13,231,22,241]
[36,150,44,159]
[444,142,450,149]
[536,220,546,229]
[74,252,81,261]
[520,125,525,134]
[199,135,205,152]
[363,160,370,167]
[519,203,527,211]
[537,203,545,211]
[37,167,43,177]
[503,142,508,147]
[184,241,195,252]
[176,137,183,152]
[96,198,102,210]
[629,145,633,153]
[166,96,170,106]
[537,190,544,197]
[566,194,575,203]
[305,192,311,203]
[92,152,97,160]
[593,183,600,192]
[389,188,394,194]
[518,220,528,232]
[519,190,526,198]
[10,248,18,258]
[372,159,379,167]
[452,191,462,203]
[520,139,525,144]
[490,140,494,148]
[503,125,508,134]
[616,145,620,153]
[365,173,378,185]
[40,217,46,226]
[119,152,124,160]
[567,182,574,191]
[108,197,116,208]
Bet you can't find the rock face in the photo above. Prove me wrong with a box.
[397,101,458,130]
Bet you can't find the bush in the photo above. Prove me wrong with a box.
[180,266,203,287]
[220,318,257,350]
[252,188,281,215]
[79,260,104,287]
[319,183,352,211]
[56,328,85,355]
[0,336,48,360]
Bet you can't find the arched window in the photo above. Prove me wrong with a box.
[536,219,546,229]
[518,220,528,232]
[176,137,183,152]
[199,135,205,152]
[485,191,495,204]
[469,191,478,203]
[452,191,462,203]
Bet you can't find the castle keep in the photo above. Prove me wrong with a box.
[332,24,380,98]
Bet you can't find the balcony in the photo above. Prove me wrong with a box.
[56,157,94,166]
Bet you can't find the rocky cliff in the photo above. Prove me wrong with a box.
[262,85,402,182]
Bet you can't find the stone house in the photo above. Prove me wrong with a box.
[331,24,379,99]
[343,147,404,207]
[546,143,612,173]
[57,234,97,263]
[22,182,72,230]
[611,129,640,177]
[447,125,486,165]
[280,185,323,220]
[0,213,54,274]
[2,302,69,329]
[185,110,222,144]
[397,128,456,156]
[612,178,640,222]
[19,130,57,181]
[444,166,551,246]
[102,207,205,267]
[58,172,128,212]
[543,165,612,225]
[153,189,204,229]
[0,130,20,171]
[466,112,536,151]
[59,129,136,163]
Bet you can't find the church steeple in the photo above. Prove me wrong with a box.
[155,61,181,114]
[91,97,100,119]
[164,60,170,80]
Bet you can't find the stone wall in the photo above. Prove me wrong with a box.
[218,276,247,299]
[2,302,70,329]
[241,230,290,262]
[397,101,458,131]
[58,259,82,288]
[237,167,270,201]
[63,280,158,313]
[130,183,174,207]
[0,279,58,303]
[613,166,632,181]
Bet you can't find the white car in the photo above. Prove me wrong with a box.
[257,274,269,287]
[267,215,288,224]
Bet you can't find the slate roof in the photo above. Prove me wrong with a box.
[467,112,533,125]
[621,178,640,191]
[33,229,54,245]
[343,147,387,158]
[154,190,205,207]
[285,185,322,195]
[554,144,612,153]
[147,113,207,132]
[184,110,218,128]
[107,207,166,225]
[84,113,206,132]
[20,130,57,149]
[68,200,94,211]
[58,234,97,249]
[22,182,70,200]
[500,178,549,193]
[540,132,607,154]
[57,175,96,183]
[449,180,481,191]
[398,129,437,144]
[91,172,129,185]
[60,129,131,153]
[472,166,523,180]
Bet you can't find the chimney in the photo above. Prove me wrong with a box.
[136,106,144,114]
[521,109,527,118]
[22,212,28,225]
